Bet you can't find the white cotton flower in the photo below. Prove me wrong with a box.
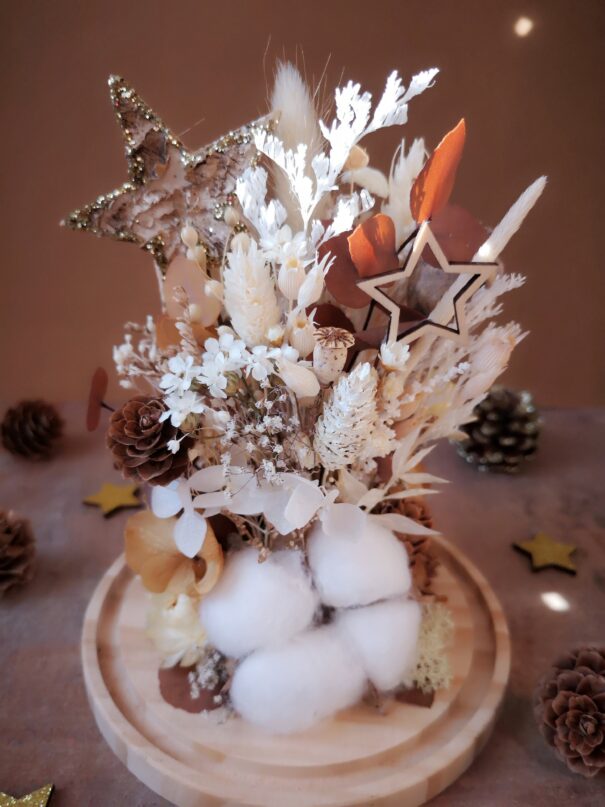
[223,240,281,347]
[160,353,203,395]
[167,439,182,455]
[161,389,206,427]
[314,362,378,470]
[380,341,410,372]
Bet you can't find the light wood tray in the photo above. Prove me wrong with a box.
[81,536,510,807]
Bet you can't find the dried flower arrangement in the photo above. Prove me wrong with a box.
[67,63,544,734]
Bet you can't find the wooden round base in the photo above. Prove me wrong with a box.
[81,537,510,807]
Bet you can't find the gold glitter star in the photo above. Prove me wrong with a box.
[83,482,141,517]
[64,75,266,272]
[0,784,54,807]
[514,532,577,574]
[356,221,496,345]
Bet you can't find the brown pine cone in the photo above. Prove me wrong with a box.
[375,496,439,596]
[0,510,36,596]
[107,396,192,486]
[534,646,605,778]
[1,400,64,460]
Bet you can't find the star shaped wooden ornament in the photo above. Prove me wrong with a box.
[356,220,497,345]
[83,482,141,517]
[64,75,266,273]
[0,784,54,807]
[513,532,577,574]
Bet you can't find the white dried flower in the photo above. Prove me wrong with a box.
[277,357,320,399]
[314,362,378,470]
[223,241,281,347]
[380,341,410,372]
[278,258,307,300]
[267,323,285,345]
[288,309,316,357]
[297,260,327,308]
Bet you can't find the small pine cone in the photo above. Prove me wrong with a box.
[456,386,540,473]
[107,396,192,487]
[534,646,605,778]
[0,510,36,596]
[375,496,439,596]
[1,400,64,460]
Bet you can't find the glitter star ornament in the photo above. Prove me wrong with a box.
[514,532,577,574]
[64,76,264,276]
[83,482,141,517]
[0,784,54,807]
[356,220,497,345]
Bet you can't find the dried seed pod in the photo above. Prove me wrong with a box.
[312,327,355,385]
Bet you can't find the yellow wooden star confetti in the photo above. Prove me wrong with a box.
[83,482,141,517]
[514,532,577,574]
[0,784,54,806]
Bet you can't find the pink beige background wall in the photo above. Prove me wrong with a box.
[1,0,603,405]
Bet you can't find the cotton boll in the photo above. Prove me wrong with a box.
[307,519,411,608]
[335,598,422,691]
[199,548,318,658]
[230,626,366,733]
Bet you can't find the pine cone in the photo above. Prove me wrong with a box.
[1,400,64,460]
[534,646,605,778]
[375,496,439,596]
[0,510,36,596]
[456,386,540,473]
[107,396,192,486]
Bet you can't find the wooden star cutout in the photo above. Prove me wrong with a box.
[0,784,54,807]
[83,482,141,517]
[513,532,577,574]
[64,75,266,272]
[356,220,497,345]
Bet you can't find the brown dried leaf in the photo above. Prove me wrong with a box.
[86,366,109,432]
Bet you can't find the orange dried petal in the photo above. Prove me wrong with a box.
[347,214,398,278]
[410,119,466,223]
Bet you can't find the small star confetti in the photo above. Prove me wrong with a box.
[0,784,54,806]
[83,482,141,517]
[513,532,577,574]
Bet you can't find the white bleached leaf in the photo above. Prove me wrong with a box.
[401,472,450,485]
[151,481,182,518]
[373,512,438,537]
[391,426,421,478]
[283,480,324,530]
[405,444,436,470]
[188,465,226,493]
[174,510,208,558]
[336,469,369,504]
[402,68,439,103]
[192,491,230,509]
[383,487,439,501]
[357,487,386,511]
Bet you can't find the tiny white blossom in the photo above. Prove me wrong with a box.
[161,390,206,427]
[160,354,203,395]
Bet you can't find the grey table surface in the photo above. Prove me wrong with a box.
[1,404,604,806]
